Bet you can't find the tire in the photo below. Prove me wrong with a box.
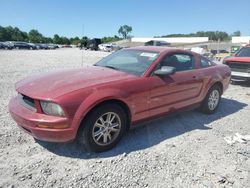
[77,104,127,152]
[200,85,221,114]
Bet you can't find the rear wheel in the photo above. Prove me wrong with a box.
[200,85,221,114]
[77,104,127,152]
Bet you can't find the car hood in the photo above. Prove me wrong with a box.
[16,66,136,99]
[225,56,250,63]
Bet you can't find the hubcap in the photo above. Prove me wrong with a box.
[92,112,121,146]
[208,90,220,110]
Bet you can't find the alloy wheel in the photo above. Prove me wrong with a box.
[208,90,220,110]
[92,112,121,146]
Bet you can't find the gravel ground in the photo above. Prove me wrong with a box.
[0,48,250,188]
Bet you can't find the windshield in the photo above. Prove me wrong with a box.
[236,47,250,57]
[95,50,160,76]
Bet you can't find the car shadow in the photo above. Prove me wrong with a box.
[231,81,250,87]
[36,98,247,159]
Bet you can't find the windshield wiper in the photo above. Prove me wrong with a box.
[102,65,119,70]
[94,64,119,70]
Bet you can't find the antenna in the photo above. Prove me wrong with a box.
[81,24,84,67]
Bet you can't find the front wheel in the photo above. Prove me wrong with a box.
[77,104,127,152]
[200,85,221,114]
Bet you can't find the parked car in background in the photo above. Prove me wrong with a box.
[34,43,59,50]
[145,40,171,46]
[28,43,39,50]
[13,42,36,50]
[3,41,15,49]
[210,49,229,56]
[79,41,88,50]
[34,43,47,50]
[98,43,122,52]
[9,46,231,152]
[191,47,207,55]
[47,43,59,49]
[0,42,14,50]
[210,49,230,63]
[223,45,250,82]
[98,43,112,52]
[231,45,241,54]
[111,44,122,51]
[1,42,59,50]
[62,45,72,48]
[87,38,101,50]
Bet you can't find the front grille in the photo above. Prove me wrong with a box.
[227,62,250,73]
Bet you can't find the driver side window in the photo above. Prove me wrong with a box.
[160,53,194,72]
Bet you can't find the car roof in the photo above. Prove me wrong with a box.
[127,46,173,52]
[125,46,196,55]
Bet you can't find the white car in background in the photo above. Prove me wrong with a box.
[191,47,206,54]
[98,43,112,52]
[98,43,122,52]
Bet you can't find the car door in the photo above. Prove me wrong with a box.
[148,53,203,117]
[19,43,25,49]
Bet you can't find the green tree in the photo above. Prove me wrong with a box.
[61,36,70,45]
[0,26,11,41]
[53,34,62,44]
[43,37,53,43]
[81,36,88,43]
[28,29,43,43]
[196,31,205,37]
[70,36,80,45]
[0,26,28,41]
[159,31,230,41]
[101,35,121,43]
[232,31,241,36]
[118,25,132,39]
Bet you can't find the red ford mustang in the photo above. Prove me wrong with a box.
[9,46,231,152]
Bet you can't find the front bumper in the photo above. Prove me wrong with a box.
[231,71,250,81]
[9,96,75,142]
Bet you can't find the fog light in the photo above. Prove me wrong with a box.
[37,124,68,129]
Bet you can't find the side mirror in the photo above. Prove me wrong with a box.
[154,66,176,76]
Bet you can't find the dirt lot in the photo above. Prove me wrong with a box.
[0,49,250,188]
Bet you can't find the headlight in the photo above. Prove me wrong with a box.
[40,101,65,117]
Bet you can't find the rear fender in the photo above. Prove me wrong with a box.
[202,67,228,100]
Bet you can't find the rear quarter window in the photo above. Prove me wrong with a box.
[201,58,213,68]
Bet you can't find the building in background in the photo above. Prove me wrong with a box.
[232,36,250,44]
[131,37,209,44]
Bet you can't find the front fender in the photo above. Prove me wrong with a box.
[70,88,131,135]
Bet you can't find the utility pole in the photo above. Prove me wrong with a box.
[81,24,84,67]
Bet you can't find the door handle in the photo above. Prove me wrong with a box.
[192,76,199,80]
